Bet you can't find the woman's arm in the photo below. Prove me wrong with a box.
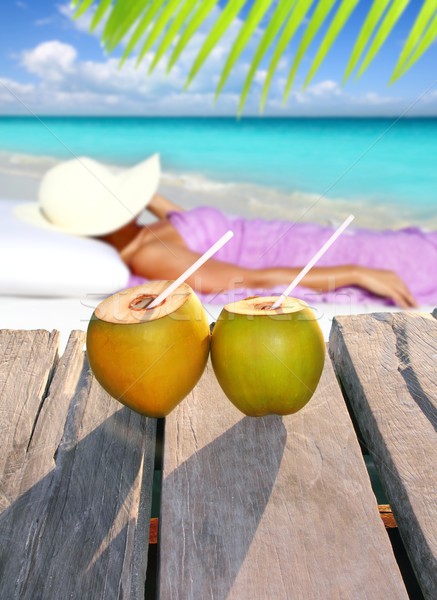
[255,265,417,307]
[128,240,417,308]
[146,194,184,220]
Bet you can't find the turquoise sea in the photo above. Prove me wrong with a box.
[0,116,436,224]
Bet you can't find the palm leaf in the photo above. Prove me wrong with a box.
[356,0,410,79]
[304,0,359,88]
[396,11,437,76]
[239,0,297,114]
[283,0,336,101]
[103,1,151,53]
[72,0,90,10]
[391,0,437,81]
[167,0,218,73]
[185,0,248,88]
[343,0,391,82]
[150,0,200,73]
[72,0,437,112]
[216,0,275,100]
[135,0,189,69]
[73,0,95,19]
[261,0,314,110]
[90,0,113,32]
[117,1,164,66]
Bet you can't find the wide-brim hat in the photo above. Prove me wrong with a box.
[14,153,161,236]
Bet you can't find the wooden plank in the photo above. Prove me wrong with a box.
[159,358,408,600]
[0,329,60,511]
[0,330,156,600]
[329,312,437,599]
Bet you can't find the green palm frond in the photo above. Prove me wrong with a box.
[119,1,164,66]
[90,0,112,32]
[74,0,95,19]
[72,0,437,113]
[150,0,199,73]
[355,0,410,79]
[185,0,247,88]
[216,0,275,101]
[303,0,359,88]
[260,0,314,110]
[167,0,218,72]
[137,0,185,68]
[343,0,391,83]
[397,12,437,76]
[391,0,437,81]
[239,0,297,114]
[283,0,336,101]
[103,1,153,56]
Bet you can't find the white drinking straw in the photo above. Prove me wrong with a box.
[270,214,355,310]
[148,230,234,308]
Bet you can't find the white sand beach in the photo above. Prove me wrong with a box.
[0,153,433,353]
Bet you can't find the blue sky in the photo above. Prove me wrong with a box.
[0,0,436,116]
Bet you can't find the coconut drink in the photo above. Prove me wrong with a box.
[211,296,325,417]
[86,281,210,418]
[210,215,355,417]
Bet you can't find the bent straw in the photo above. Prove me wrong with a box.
[270,215,355,310]
[148,230,234,308]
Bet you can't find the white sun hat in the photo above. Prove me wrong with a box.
[14,153,161,236]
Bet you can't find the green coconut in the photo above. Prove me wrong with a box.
[86,281,210,418]
[211,296,325,417]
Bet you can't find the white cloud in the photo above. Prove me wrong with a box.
[8,6,260,115]
[0,78,35,104]
[0,38,245,115]
[307,80,342,97]
[362,91,397,105]
[21,40,77,81]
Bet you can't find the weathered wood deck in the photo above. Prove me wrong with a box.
[0,330,156,599]
[0,310,436,599]
[330,312,437,599]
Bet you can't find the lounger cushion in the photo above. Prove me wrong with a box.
[0,200,130,297]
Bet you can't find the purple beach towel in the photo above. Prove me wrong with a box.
[127,206,437,307]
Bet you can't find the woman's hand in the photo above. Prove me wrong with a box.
[355,267,418,308]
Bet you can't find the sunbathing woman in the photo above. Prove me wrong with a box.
[99,193,428,309]
[16,155,434,308]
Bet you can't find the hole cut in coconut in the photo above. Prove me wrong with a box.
[224,296,308,316]
[254,302,277,311]
[129,294,165,311]
[94,281,193,324]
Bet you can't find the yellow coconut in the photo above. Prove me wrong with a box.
[210,296,325,417]
[86,281,210,418]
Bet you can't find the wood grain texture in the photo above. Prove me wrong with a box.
[0,329,60,511]
[159,358,408,600]
[0,330,156,600]
[329,312,437,599]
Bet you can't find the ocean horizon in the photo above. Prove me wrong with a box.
[0,115,436,228]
